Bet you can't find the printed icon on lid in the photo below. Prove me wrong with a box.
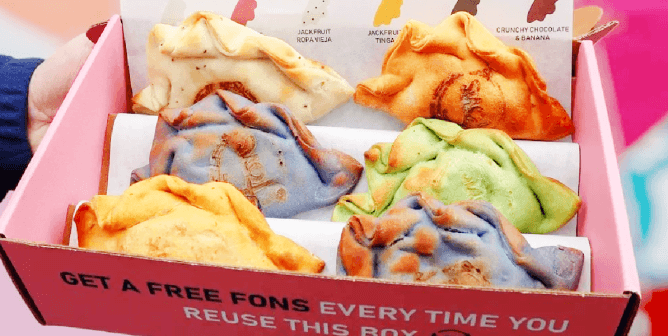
[231,0,258,25]
[528,0,559,23]
[303,0,331,25]
[451,0,481,16]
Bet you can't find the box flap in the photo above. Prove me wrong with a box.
[615,291,641,336]
[2,238,631,336]
[573,41,641,295]
[0,15,128,244]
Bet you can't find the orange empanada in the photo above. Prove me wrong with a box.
[355,12,574,141]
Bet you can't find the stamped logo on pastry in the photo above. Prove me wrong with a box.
[209,129,288,210]
[429,69,503,130]
[195,81,259,105]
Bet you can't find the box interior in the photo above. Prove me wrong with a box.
[0,13,641,335]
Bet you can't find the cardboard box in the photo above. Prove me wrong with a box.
[0,15,640,335]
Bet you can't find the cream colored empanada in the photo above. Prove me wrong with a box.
[132,11,354,123]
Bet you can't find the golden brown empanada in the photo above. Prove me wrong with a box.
[132,11,354,124]
[355,12,575,141]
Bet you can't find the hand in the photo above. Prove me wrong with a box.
[26,22,106,153]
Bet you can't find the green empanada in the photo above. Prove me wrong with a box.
[332,118,581,234]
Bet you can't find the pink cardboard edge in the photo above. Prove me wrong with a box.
[0,239,635,335]
[0,15,126,242]
[573,41,640,295]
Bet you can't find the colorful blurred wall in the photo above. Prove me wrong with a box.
[575,0,668,148]
[573,1,668,335]
[0,1,666,335]
[0,0,119,58]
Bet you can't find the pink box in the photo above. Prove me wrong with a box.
[0,15,641,335]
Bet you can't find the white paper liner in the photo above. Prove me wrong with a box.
[267,218,591,292]
[93,113,588,290]
[107,113,581,235]
[68,206,591,292]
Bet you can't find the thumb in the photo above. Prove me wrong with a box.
[27,32,94,152]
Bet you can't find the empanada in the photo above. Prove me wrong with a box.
[338,193,584,290]
[75,175,325,273]
[355,12,574,141]
[132,90,363,218]
[528,0,558,23]
[332,118,581,234]
[132,11,354,123]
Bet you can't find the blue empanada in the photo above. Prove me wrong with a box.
[337,193,584,290]
[132,90,363,218]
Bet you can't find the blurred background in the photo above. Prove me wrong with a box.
[0,1,118,58]
[1,0,667,335]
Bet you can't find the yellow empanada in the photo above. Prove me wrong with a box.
[75,175,325,273]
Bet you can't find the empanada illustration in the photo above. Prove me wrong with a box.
[451,0,481,16]
[373,0,403,27]
[75,175,325,273]
[332,118,581,234]
[338,193,584,290]
[355,12,575,141]
[302,0,330,25]
[231,0,258,25]
[132,90,363,218]
[528,0,558,23]
[132,11,354,123]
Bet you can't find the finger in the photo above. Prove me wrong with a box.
[28,33,94,114]
[27,33,94,151]
[86,21,108,43]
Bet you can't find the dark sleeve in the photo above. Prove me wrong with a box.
[0,55,44,197]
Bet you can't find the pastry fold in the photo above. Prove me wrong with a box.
[332,118,581,234]
[338,193,584,290]
[132,90,363,218]
[75,175,325,273]
[132,11,354,123]
[354,12,574,140]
